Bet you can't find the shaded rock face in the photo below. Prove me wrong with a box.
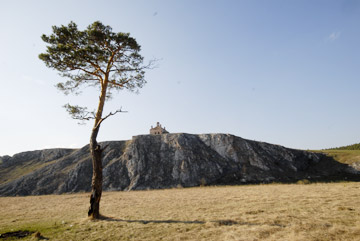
[0,134,359,196]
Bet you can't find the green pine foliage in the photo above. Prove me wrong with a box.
[327,143,360,151]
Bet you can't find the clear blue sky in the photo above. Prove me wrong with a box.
[0,0,359,156]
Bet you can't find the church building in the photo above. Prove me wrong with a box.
[150,122,169,135]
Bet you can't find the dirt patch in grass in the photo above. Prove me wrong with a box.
[0,230,33,239]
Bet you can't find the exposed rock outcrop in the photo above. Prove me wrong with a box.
[0,133,359,196]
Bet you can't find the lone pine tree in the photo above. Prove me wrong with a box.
[39,21,152,218]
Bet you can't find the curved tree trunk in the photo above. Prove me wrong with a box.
[88,80,108,219]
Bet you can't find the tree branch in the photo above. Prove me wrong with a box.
[68,64,103,81]
[63,104,96,124]
[105,51,117,75]
[94,108,127,129]
[85,59,106,75]
[109,58,159,73]
[108,79,131,88]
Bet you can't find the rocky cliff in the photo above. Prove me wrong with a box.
[1,133,359,196]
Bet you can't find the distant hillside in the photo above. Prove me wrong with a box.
[315,149,360,170]
[327,143,360,151]
[1,133,360,196]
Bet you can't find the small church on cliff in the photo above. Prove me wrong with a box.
[150,122,169,135]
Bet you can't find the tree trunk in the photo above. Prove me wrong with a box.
[88,79,108,219]
[88,126,103,219]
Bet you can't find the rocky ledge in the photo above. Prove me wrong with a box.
[0,133,359,196]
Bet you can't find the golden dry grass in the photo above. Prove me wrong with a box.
[0,183,360,240]
[317,150,360,165]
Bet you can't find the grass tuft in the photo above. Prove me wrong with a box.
[296,179,311,184]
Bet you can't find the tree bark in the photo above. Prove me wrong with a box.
[88,79,108,219]
[88,126,103,219]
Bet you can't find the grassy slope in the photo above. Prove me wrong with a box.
[0,158,60,184]
[0,149,78,185]
[315,142,360,166]
[1,183,360,241]
[314,150,360,166]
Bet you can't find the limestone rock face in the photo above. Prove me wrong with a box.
[0,134,359,196]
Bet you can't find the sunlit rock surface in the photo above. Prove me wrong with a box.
[1,133,359,196]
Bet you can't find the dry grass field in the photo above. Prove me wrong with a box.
[1,183,359,240]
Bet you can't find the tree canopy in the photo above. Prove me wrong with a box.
[39,21,151,120]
